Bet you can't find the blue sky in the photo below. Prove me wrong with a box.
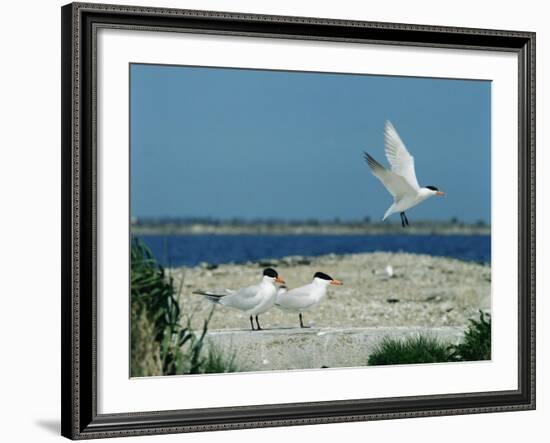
[130,64,491,223]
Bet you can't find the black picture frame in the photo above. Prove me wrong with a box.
[61,2,536,439]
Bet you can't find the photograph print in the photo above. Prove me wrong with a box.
[130,63,491,377]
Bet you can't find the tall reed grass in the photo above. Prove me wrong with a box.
[130,237,237,376]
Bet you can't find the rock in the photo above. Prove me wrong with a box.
[425,295,443,302]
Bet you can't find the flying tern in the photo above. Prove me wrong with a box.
[364,120,445,227]
[193,267,285,331]
[275,272,343,328]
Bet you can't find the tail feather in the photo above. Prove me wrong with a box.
[193,290,225,305]
[382,204,395,221]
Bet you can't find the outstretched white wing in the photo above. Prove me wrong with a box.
[384,121,420,190]
[364,153,415,201]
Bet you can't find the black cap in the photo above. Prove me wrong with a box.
[425,185,439,191]
[263,268,278,278]
[313,272,332,281]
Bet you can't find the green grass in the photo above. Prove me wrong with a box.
[201,345,238,374]
[367,335,452,366]
[368,311,491,366]
[448,311,491,361]
[130,237,237,376]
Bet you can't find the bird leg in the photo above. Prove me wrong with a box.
[249,316,255,331]
[255,315,263,331]
[400,212,410,227]
[299,313,310,328]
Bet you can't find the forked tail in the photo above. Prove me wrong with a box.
[382,204,395,221]
[192,290,225,305]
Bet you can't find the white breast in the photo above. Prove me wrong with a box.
[247,283,277,316]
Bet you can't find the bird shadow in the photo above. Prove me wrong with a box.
[35,419,60,435]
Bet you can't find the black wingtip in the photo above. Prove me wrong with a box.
[363,152,379,169]
[193,290,223,298]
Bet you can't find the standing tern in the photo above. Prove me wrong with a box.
[193,268,285,331]
[364,120,445,227]
[275,272,343,328]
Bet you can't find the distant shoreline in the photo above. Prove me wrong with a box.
[131,222,490,236]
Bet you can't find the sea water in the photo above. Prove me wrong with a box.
[136,234,490,268]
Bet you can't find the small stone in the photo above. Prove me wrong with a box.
[425,295,442,302]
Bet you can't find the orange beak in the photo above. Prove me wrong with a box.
[436,191,445,196]
[330,279,343,285]
[275,276,285,284]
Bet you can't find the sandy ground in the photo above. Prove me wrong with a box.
[169,252,491,331]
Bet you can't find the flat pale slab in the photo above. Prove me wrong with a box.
[203,326,466,372]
